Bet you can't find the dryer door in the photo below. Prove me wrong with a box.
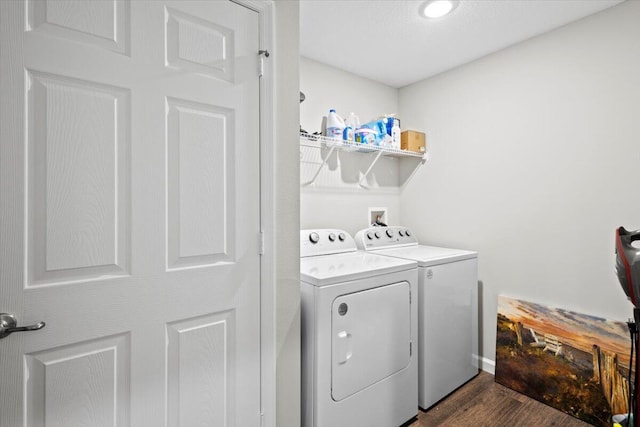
[331,281,412,401]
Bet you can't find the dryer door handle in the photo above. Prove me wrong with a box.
[336,330,352,364]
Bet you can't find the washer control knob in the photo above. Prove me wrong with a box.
[338,233,346,241]
[309,232,320,244]
[399,230,405,237]
[405,229,411,237]
[328,233,336,242]
[386,229,394,238]
[366,232,374,240]
[374,231,381,239]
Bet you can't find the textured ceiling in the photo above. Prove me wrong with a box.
[300,0,625,88]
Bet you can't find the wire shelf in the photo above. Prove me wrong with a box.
[300,132,426,187]
[300,133,425,159]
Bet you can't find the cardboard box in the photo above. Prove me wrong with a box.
[401,130,426,153]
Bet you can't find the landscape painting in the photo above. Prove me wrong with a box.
[495,296,632,426]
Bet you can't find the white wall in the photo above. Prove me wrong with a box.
[299,57,405,236]
[273,2,300,427]
[399,0,640,373]
[300,57,399,135]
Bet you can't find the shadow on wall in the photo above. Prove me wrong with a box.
[300,145,423,189]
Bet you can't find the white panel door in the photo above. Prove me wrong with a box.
[0,1,261,426]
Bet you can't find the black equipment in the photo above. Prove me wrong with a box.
[615,226,640,427]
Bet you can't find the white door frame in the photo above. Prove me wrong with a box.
[231,1,276,427]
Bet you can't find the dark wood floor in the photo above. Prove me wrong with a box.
[408,371,592,426]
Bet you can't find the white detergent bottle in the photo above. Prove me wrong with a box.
[326,109,345,139]
[391,118,401,149]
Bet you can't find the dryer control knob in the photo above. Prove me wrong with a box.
[399,230,405,237]
[405,230,411,237]
[338,233,346,241]
[374,231,381,239]
[386,229,394,238]
[309,232,320,244]
[328,233,336,242]
[366,232,374,240]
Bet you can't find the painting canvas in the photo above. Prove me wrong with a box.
[495,296,632,426]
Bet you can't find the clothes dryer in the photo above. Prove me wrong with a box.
[355,226,478,410]
[300,229,418,427]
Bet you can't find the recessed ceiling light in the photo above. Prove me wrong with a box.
[420,0,459,19]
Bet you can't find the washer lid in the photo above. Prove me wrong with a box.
[300,252,417,287]
[373,245,477,267]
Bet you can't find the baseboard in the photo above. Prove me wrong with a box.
[473,354,495,375]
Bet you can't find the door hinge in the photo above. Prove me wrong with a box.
[258,49,269,77]
[259,231,264,255]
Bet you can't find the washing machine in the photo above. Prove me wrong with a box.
[355,226,478,410]
[300,229,418,427]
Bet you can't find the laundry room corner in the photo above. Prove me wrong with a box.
[398,0,640,374]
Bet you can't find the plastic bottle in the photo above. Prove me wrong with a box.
[343,126,354,142]
[326,109,345,139]
[391,118,401,149]
[345,112,360,129]
[383,116,393,137]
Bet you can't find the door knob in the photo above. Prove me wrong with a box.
[0,313,45,339]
